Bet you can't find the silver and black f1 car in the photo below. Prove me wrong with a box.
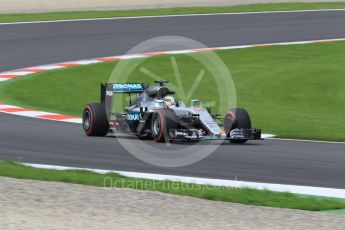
[82,80,261,143]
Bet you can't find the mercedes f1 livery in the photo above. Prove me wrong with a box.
[82,80,261,143]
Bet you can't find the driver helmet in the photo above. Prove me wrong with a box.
[163,96,176,108]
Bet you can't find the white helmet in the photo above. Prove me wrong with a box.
[163,96,176,108]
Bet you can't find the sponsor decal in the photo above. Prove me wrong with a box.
[175,130,189,137]
[106,91,113,96]
[113,83,143,92]
[126,112,142,121]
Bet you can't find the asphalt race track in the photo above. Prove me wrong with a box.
[1,10,345,188]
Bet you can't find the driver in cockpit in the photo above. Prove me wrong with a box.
[163,96,176,108]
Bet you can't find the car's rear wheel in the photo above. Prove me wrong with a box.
[224,108,251,143]
[151,109,178,142]
[83,103,109,136]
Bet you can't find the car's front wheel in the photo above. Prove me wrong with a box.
[224,108,251,143]
[151,109,178,142]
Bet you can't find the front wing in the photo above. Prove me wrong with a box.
[168,128,262,141]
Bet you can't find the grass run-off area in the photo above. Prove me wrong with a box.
[0,2,345,23]
[1,160,345,211]
[324,209,345,214]
[1,42,345,141]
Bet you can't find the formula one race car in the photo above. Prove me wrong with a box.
[82,80,261,143]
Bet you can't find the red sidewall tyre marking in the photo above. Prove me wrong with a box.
[225,111,236,135]
[154,110,165,142]
[226,111,236,120]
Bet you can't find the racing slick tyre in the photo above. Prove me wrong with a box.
[151,109,178,142]
[224,108,251,143]
[83,103,109,136]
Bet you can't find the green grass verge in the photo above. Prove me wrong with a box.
[324,209,345,214]
[0,2,345,23]
[1,41,345,141]
[1,160,345,211]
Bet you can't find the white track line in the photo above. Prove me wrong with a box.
[33,65,65,70]
[0,105,20,109]
[63,118,83,123]
[9,111,55,117]
[23,163,345,199]
[1,9,345,26]
[266,137,345,144]
[71,60,101,65]
[0,78,10,81]
[0,71,34,75]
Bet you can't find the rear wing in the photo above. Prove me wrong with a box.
[101,83,146,113]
